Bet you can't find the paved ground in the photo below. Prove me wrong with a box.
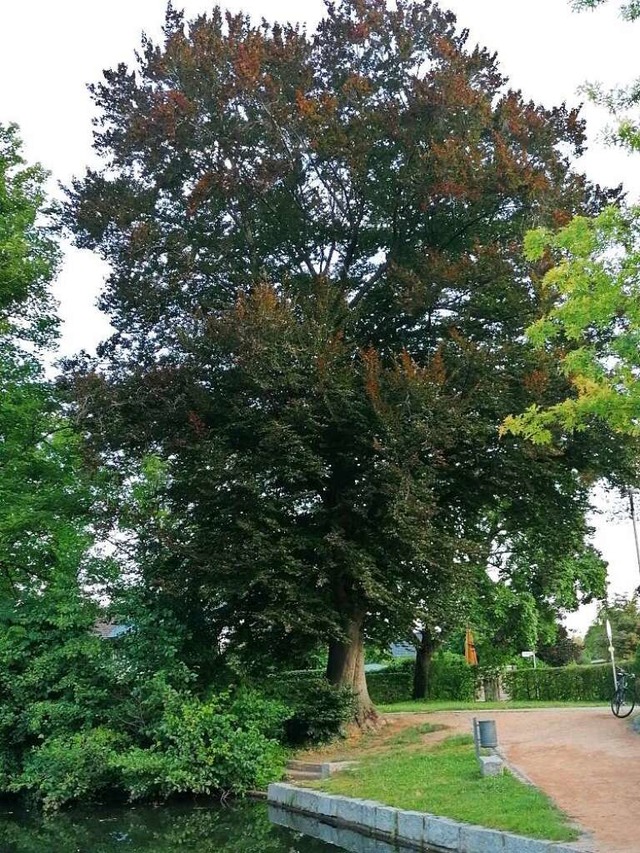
[409,707,640,853]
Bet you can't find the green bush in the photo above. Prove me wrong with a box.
[122,690,288,800]
[285,680,356,744]
[265,673,356,744]
[367,669,413,704]
[366,653,476,703]
[367,657,636,704]
[504,662,633,702]
[428,653,476,700]
[13,690,288,810]
[0,569,295,809]
[114,748,181,802]
[14,728,125,810]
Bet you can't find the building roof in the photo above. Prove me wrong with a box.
[94,621,132,639]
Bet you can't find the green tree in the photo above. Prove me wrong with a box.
[0,123,110,788]
[504,3,640,442]
[0,123,58,350]
[537,624,583,667]
[573,2,640,154]
[503,207,640,442]
[63,1,625,721]
[0,124,94,601]
[572,1,640,22]
[412,463,611,694]
[0,124,289,807]
[582,595,640,661]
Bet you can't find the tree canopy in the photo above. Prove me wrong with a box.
[504,1,640,444]
[582,595,640,661]
[503,208,640,442]
[0,124,58,351]
[0,124,82,598]
[61,0,631,719]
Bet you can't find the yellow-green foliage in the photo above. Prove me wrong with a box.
[505,205,640,441]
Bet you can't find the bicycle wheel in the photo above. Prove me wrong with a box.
[611,689,635,718]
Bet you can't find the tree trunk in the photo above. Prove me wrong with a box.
[412,629,437,700]
[326,615,378,726]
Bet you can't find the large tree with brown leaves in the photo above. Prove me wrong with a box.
[63,0,626,721]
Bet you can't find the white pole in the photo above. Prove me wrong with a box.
[533,652,537,670]
[629,491,640,580]
[606,618,617,691]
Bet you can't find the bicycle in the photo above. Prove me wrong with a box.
[611,667,636,718]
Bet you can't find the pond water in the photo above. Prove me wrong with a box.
[0,799,417,853]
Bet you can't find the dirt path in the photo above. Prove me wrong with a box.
[390,707,639,853]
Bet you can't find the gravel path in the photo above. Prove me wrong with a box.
[404,707,639,853]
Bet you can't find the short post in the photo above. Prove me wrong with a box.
[472,717,480,763]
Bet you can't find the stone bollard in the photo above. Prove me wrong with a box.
[479,754,504,777]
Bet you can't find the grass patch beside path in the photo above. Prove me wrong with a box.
[308,733,577,842]
[380,699,608,713]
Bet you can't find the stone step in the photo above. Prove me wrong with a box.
[286,760,326,773]
[285,769,323,781]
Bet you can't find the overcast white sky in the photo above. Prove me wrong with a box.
[2,0,638,635]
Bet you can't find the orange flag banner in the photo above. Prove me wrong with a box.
[464,628,478,666]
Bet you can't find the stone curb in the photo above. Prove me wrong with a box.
[267,783,589,853]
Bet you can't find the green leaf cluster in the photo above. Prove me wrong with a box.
[0,125,289,810]
[582,595,640,661]
[263,674,356,744]
[506,205,640,441]
[505,661,624,702]
[0,123,59,350]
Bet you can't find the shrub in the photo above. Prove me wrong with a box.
[284,680,356,744]
[504,662,633,702]
[367,669,412,704]
[14,727,125,810]
[114,748,182,802]
[366,653,476,703]
[265,673,356,744]
[12,690,289,809]
[117,691,287,800]
[154,691,288,794]
[428,653,476,701]
[0,565,291,808]
[223,688,289,740]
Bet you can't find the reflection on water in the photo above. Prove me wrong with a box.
[269,805,422,853]
[0,800,338,853]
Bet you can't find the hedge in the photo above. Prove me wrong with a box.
[428,653,476,701]
[271,659,639,710]
[367,670,413,704]
[366,653,476,703]
[366,658,635,704]
[268,668,415,707]
[504,661,637,702]
[268,653,477,707]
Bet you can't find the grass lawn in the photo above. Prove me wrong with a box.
[303,725,578,842]
[379,699,608,713]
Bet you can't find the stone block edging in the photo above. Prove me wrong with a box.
[267,782,588,853]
